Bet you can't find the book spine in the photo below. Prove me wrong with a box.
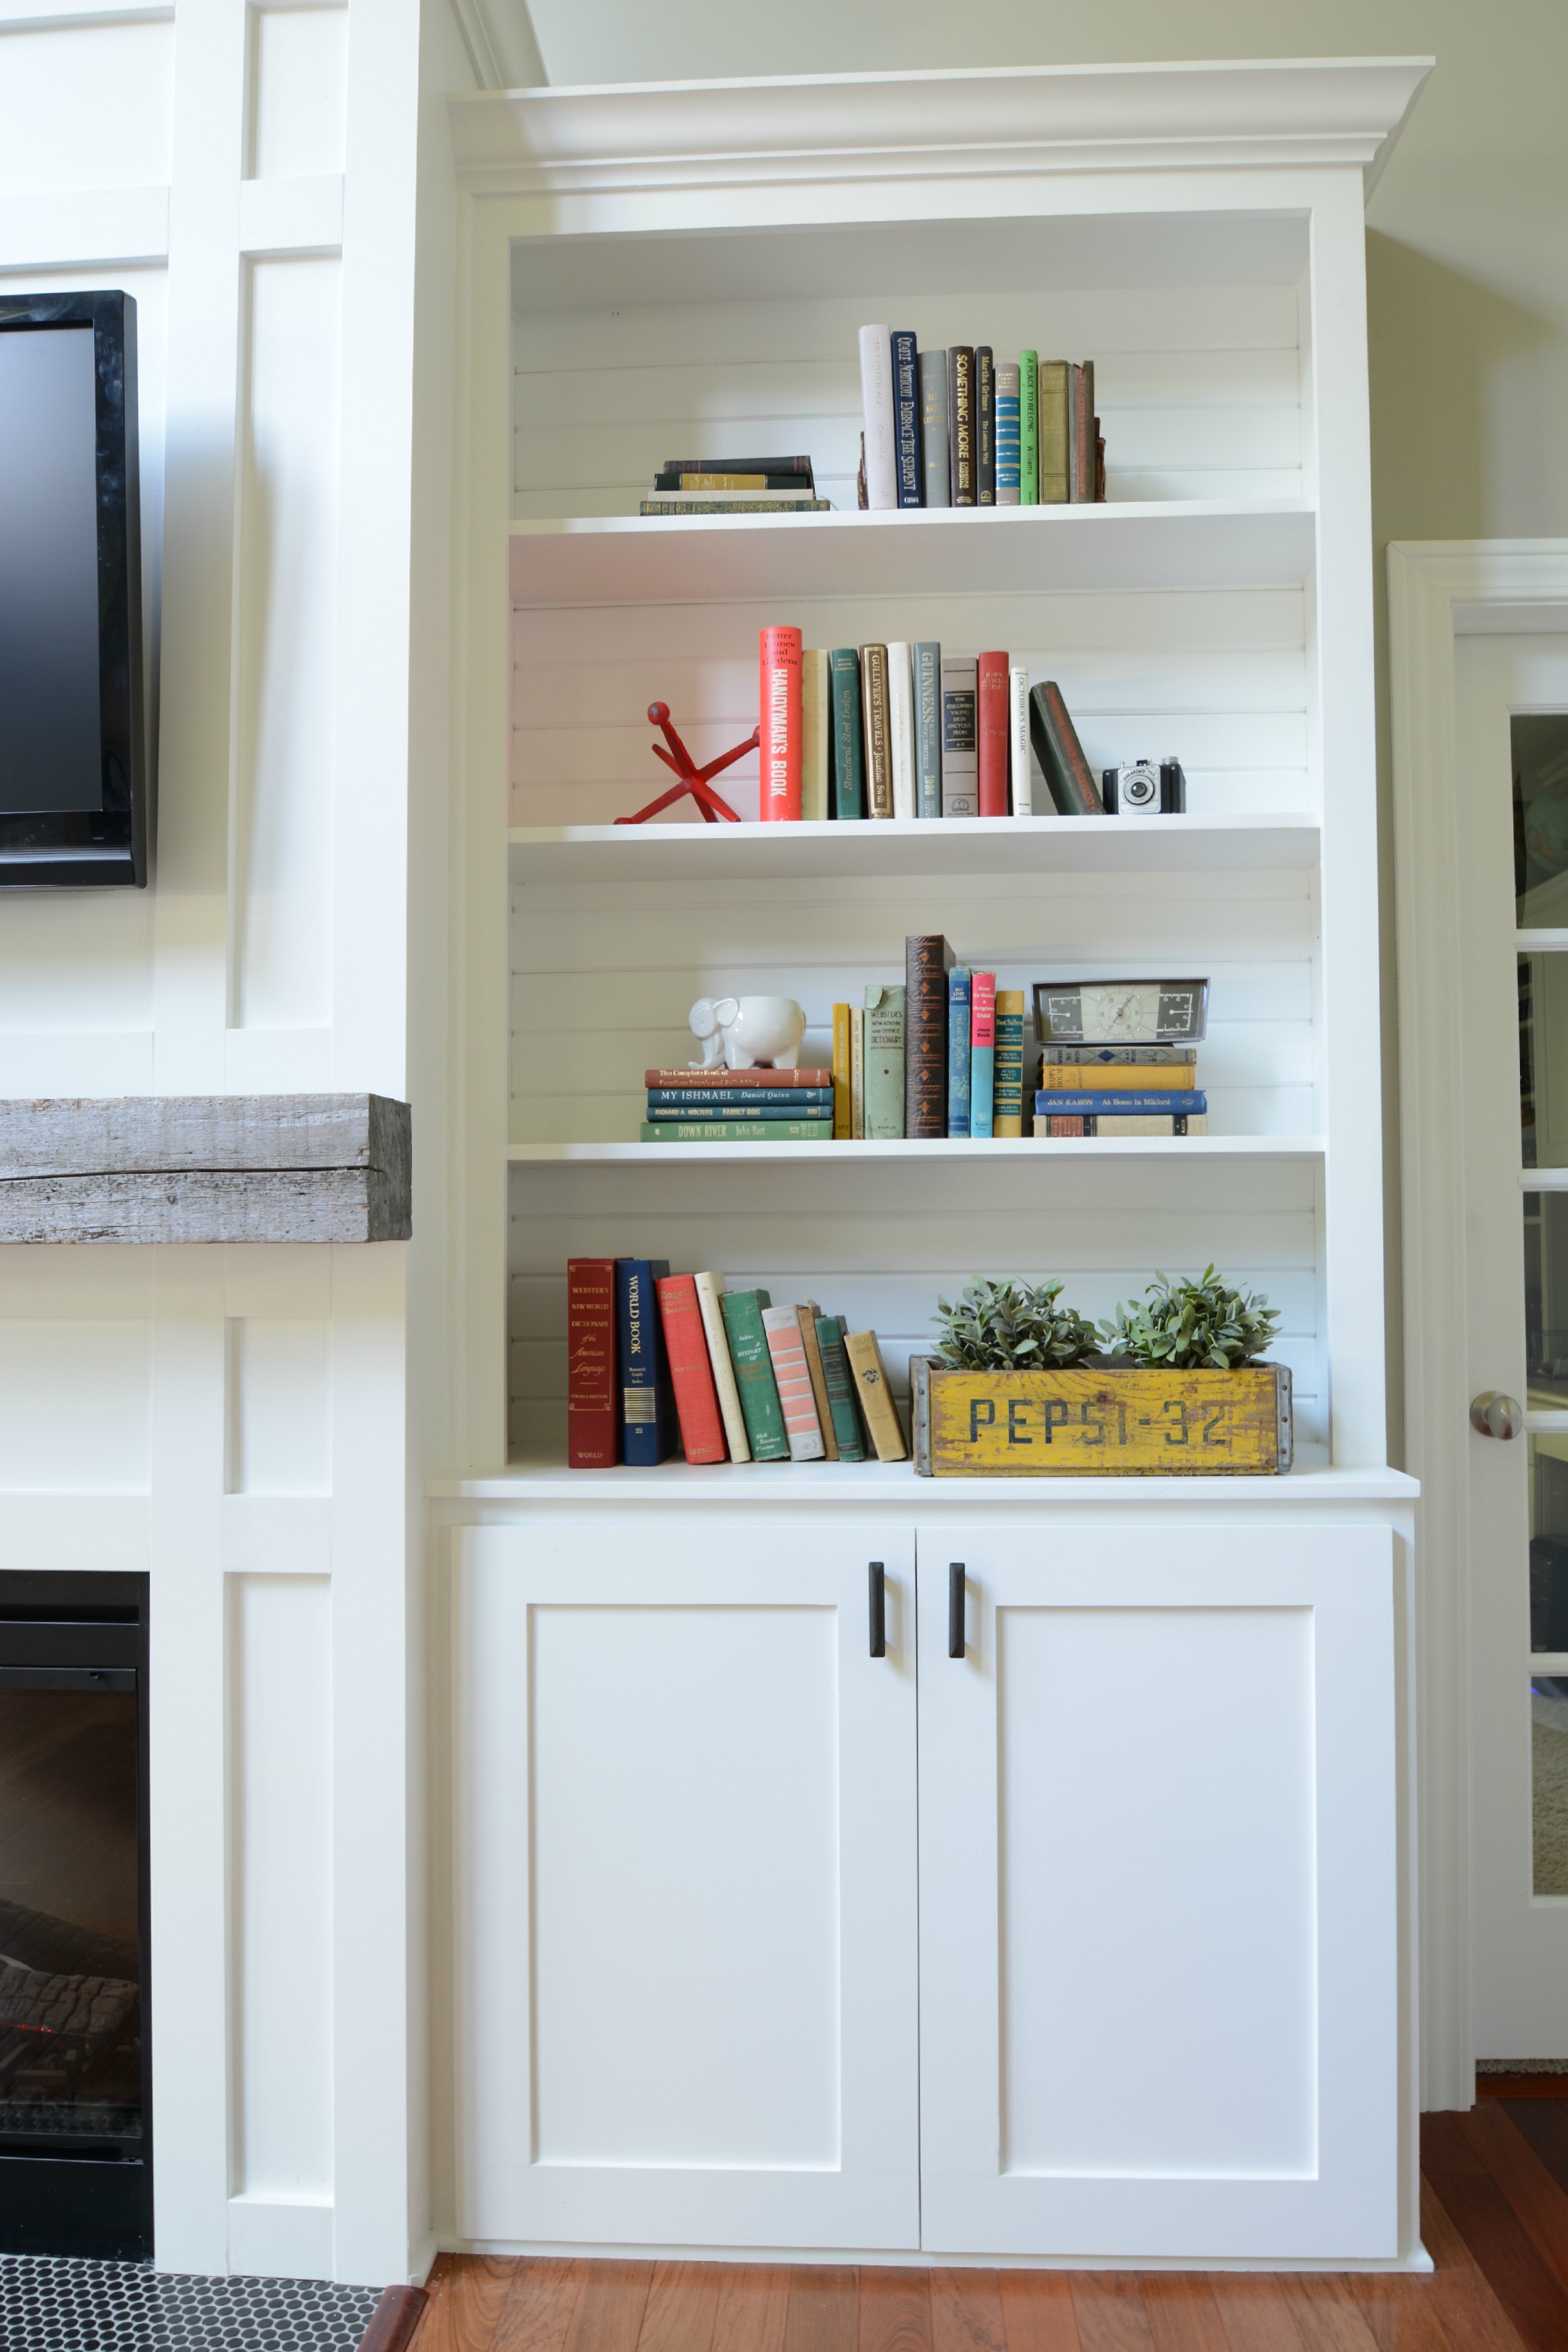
[645,1099,834,1119]
[859,642,893,819]
[892,330,923,508]
[1029,680,1103,814]
[939,657,979,817]
[994,361,1020,505]
[566,1256,619,1467]
[832,1002,852,1139]
[800,647,829,823]
[659,472,812,491]
[904,932,953,1139]
[719,1289,790,1461]
[1019,351,1038,505]
[829,648,864,820]
[759,626,802,821]
[1069,363,1092,504]
[843,1330,907,1462]
[1037,360,1069,503]
[919,349,949,508]
[642,1066,834,1088]
[971,970,996,1139]
[815,1317,867,1462]
[795,1302,838,1460]
[862,982,906,1140]
[640,500,835,514]
[1040,1064,1200,1088]
[655,1274,727,1464]
[1042,1114,1207,1138]
[886,642,916,821]
[976,650,1010,817]
[913,642,943,819]
[761,1307,826,1461]
[975,347,995,505]
[1035,1091,1208,1116]
[850,1005,865,1139]
[1009,665,1033,816]
[1096,429,1106,505]
[948,347,975,505]
[994,991,1025,1138]
[661,454,815,478]
[617,1257,673,1466]
[638,1120,834,1142]
[694,1269,750,1462]
[947,969,972,1137]
[858,324,898,510]
[1037,1047,1196,1070]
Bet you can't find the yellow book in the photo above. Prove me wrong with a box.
[832,1003,852,1138]
[1040,1063,1200,1091]
[994,987,1026,1139]
[801,648,829,823]
[843,1330,907,1462]
[1037,360,1069,503]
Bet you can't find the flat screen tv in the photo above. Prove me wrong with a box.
[0,291,146,886]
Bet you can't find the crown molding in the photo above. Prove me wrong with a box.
[447,57,1433,197]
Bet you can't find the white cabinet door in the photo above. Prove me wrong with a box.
[455,1518,919,2251]
[918,1523,1398,2262]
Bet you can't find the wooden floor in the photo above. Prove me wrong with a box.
[410,2094,1568,2352]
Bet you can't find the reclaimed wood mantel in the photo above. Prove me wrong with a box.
[0,1095,411,1243]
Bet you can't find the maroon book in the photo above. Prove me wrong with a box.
[567,1256,618,1467]
[976,651,1010,817]
[904,933,956,1137]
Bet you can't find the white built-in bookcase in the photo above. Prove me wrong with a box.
[448,62,1431,1481]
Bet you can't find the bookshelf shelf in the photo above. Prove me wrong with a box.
[507,813,1320,886]
[508,499,1317,607]
[506,1137,1325,1166]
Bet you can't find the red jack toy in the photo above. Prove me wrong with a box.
[616,702,759,825]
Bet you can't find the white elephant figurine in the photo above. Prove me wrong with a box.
[688,994,808,1070]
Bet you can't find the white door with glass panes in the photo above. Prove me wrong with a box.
[1455,631,1568,2061]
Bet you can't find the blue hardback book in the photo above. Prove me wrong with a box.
[831,648,864,820]
[947,969,972,1137]
[892,330,923,507]
[616,1257,673,1465]
[913,642,942,818]
[1034,1090,1208,1116]
[919,350,949,508]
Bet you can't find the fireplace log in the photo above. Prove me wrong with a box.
[0,1093,411,1243]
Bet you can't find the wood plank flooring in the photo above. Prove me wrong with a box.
[409,2095,1568,2352]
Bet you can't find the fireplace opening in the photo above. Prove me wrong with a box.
[0,1572,151,2259]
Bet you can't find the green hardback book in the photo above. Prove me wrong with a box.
[721,1289,791,1461]
[1019,350,1038,505]
[638,1120,832,1143]
[1038,360,1069,503]
[813,1316,866,1462]
[831,648,864,820]
[862,984,906,1139]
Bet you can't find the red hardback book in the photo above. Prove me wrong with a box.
[976,651,1010,816]
[655,1274,727,1464]
[759,625,803,821]
[567,1256,618,1467]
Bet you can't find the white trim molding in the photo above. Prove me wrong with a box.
[448,57,1432,195]
[1388,538,1568,2113]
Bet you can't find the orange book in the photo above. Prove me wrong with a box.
[759,625,803,821]
[655,1274,727,1464]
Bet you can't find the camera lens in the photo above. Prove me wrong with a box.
[1124,773,1158,805]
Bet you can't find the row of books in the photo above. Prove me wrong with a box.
[566,1259,907,1468]
[640,452,834,518]
[757,629,1131,821]
[859,331,1106,511]
[640,1066,834,1144]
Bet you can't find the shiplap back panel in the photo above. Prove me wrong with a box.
[513,285,1303,516]
[507,1154,1323,1458]
[511,588,1310,828]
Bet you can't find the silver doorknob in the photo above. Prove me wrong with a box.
[1470,1391,1525,1439]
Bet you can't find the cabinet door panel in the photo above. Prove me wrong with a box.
[457,1518,919,2249]
[918,1524,1396,2260]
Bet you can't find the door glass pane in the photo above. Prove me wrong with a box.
[1518,955,1568,1167]
[1514,714,1568,925]
[1523,1193,1568,1406]
[1529,1437,1568,1651]
[1534,1674,1568,1897]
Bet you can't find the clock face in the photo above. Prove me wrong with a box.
[1032,979,1209,1045]
[1081,984,1162,1040]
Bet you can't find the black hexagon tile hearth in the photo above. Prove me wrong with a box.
[0,2254,381,2351]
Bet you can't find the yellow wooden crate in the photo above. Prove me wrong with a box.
[911,1356,1292,1475]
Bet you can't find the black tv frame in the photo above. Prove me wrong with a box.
[0,291,147,887]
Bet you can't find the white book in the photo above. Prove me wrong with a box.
[886,641,916,820]
[694,1270,750,1462]
[1009,664,1036,817]
[858,324,898,511]
[801,648,829,823]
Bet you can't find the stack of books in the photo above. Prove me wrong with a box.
[859,329,1106,511]
[832,957,1027,1139]
[640,454,833,517]
[567,1259,907,1468]
[640,1066,834,1144]
[1035,1047,1207,1137]
[756,630,1115,821]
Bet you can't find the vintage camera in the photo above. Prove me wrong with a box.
[1101,757,1186,816]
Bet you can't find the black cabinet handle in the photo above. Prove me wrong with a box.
[948,1562,966,1658]
[869,1562,886,1658]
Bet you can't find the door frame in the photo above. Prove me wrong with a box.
[1389,539,1568,2111]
